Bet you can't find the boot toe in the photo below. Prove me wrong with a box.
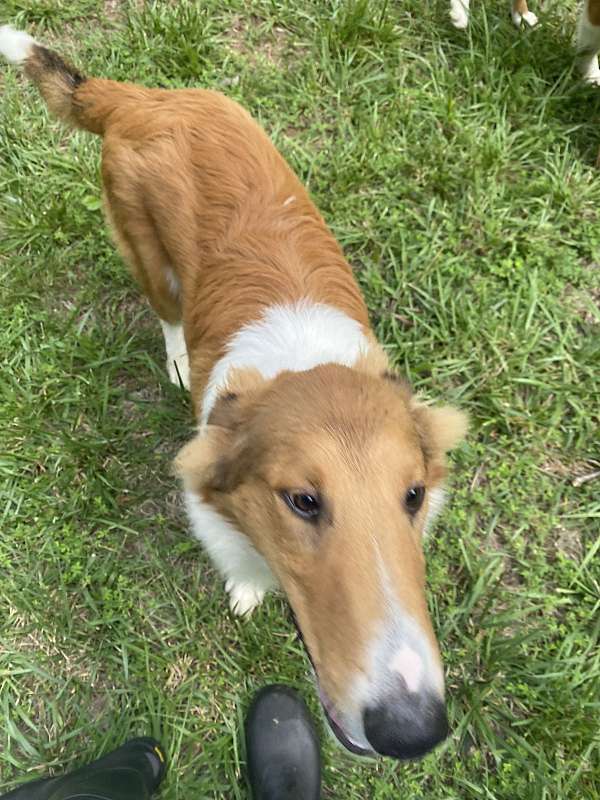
[245,685,321,800]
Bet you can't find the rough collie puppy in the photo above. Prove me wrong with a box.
[450,0,600,85]
[1,24,467,759]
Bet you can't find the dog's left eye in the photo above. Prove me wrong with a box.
[404,485,425,515]
[283,491,321,521]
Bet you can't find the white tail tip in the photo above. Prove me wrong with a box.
[0,24,37,64]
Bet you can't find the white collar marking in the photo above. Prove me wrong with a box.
[201,300,370,426]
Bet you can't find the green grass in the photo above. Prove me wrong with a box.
[1,1,599,797]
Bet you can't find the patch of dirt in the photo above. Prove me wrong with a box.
[5,623,93,682]
[554,525,584,562]
[165,654,195,690]
[539,457,573,479]
[469,463,489,490]
[562,282,600,326]
[261,25,291,67]
[104,0,121,20]
[282,121,309,139]
[118,384,164,423]
[102,0,136,21]
[228,14,248,55]
[539,457,600,486]
[485,531,523,588]
[226,14,296,69]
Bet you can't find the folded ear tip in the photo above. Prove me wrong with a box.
[437,406,469,450]
[414,403,469,453]
[174,431,218,483]
[173,441,194,477]
[448,406,469,438]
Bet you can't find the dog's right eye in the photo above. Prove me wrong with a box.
[282,491,321,521]
[404,485,425,515]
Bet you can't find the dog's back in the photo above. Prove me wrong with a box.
[0,25,367,397]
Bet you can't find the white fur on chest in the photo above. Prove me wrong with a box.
[201,300,370,425]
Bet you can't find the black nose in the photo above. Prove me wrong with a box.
[363,692,449,760]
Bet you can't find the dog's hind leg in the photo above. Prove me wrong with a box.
[578,0,600,85]
[512,0,538,28]
[159,320,190,390]
[102,187,190,390]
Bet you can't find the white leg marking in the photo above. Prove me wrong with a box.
[580,53,600,84]
[184,490,278,617]
[522,10,539,27]
[577,3,600,85]
[225,578,268,617]
[159,320,190,390]
[512,8,539,28]
[450,0,470,29]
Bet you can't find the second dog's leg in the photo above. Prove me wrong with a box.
[450,0,470,29]
[578,0,600,85]
[512,0,538,28]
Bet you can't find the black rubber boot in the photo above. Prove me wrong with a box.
[245,685,321,800]
[1,737,166,800]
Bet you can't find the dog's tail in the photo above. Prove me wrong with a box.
[0,25,125,135]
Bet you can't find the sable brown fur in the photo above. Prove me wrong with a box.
[98,87,369,403]
[22,38,369,404]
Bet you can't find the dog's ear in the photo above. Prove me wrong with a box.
[381,367,467,458]
[412,401,468,467]
[175,369,268,494]
[175,423,231,493]
[366,361,467,475]
[415,404,468,454]
[353,342,390,377]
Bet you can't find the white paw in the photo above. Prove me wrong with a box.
[167,352,190,390]
[523,11,538,27]
[450,3,469,29]
[512,10,538,28]
[580,55,600,85]
[225,578,265,617]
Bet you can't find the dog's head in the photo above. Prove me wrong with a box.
[177,360,467,759]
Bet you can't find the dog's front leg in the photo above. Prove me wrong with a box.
[184,491,279,616]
